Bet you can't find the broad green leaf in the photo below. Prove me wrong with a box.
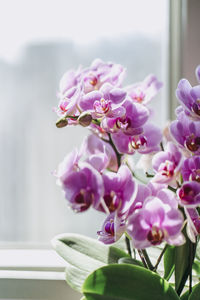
[52,233,129,292]
[175,229,196,295]
[65,264,90,292]
[82,264,180,300]
[192,260,200,278]
[164,246,175,280]
[195,238,200,260]
[180,290,189,300]
[189,283,200,300]
[118,257,143,267]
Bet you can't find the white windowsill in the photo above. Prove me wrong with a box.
[0,249,66,280]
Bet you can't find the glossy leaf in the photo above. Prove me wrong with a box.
[82,264,180,300]
[180,290,189,300]
[175,229,196,295]
[192,260,200,278]
[52,233,129,292]
[65,264,89,292]
[195,238,200,260]
[164,246,175,280]
[188,283,200,300]
[118,257,143,267]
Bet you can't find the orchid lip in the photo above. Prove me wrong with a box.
[116,117,131,130]
[131,135,147,150]
[93,98,111,116]
[185,134,200,152]
[159,160,175,178]
[178,185,196,205]
[192,101,200,116]
[147,226,164,245]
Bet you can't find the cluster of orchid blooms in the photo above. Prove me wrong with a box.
[55,59,200,250]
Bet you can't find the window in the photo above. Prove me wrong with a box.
[3,0,200,299]
[0,0,169,248]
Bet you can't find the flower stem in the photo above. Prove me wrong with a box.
[160,141,164,151]
[189,240,196,295]
[108,133,122,168]
[145,172,154,178]
[167,185,177,193]
[137,249,148,269]
[153,244,168,271]
[126,161,147,184]
[125,236,132,257]
[141,249,154,271]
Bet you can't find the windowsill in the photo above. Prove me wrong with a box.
[0,249,66,280]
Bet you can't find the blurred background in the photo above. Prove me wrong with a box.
[0,0,198,247]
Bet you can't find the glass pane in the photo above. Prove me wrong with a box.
[0,0,169,246]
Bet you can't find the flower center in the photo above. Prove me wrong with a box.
[178,184,195,205]
[103,191,121,213]
[159,160,175,178]
[93,98,111,116]
[116,117,131,131]
[185,134,200,152]
[104,219,115,236]
[59,100,68,114]
[147,226,164,245]
[189,169,200,182]
[131,89,145,103]
[74,189,93,212]
[131,135,147,150]
[89,75,98,87]
[192,100,200,116]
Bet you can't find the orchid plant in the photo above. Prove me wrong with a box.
[52,59,200,300]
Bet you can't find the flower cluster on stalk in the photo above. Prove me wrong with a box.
[55,59,200,249]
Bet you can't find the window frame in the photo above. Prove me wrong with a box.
[1,0,199,298]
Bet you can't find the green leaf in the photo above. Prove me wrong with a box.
[52,233,129,292]
[188,283,200,300]
[180,290,189,300]
[65,264,90,292]
[174,229,196,295]
[82,264,180,300]
[192,260,200,278]
[118,257,143,267]
[164,246,175,280]
[195,237,200,260]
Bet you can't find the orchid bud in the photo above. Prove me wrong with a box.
[78,112,92,127]
[56,118,68,128]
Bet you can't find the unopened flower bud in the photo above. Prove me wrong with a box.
[56,118,68,128]
[78,112,92,127]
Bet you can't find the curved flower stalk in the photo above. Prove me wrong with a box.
[54,61,200,298]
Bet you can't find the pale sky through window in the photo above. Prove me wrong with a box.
[0,0,167,62]
[0,0,168,244]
